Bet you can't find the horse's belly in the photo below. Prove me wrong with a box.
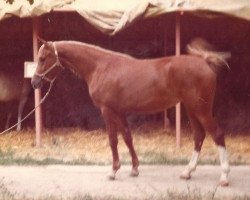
[122,95,178,114]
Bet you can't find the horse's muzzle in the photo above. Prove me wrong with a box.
[31,75,43,89]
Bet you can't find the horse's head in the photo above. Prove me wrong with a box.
[31,39,64,89]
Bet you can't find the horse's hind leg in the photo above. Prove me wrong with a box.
[4,102,14,131]
[197,113,230,186]
[180,112,206,179]
[119,116,139,177]
[101,107,121,180]
[17,95,28,131]
[17,81,31,131]
[5,111,12,130]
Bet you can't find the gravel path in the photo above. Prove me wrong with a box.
[0,165,249,199]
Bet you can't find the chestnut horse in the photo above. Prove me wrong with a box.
[31,39,230,186]
[0,64,31,131]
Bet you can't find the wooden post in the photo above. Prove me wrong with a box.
[175,12,181,148]
[163,25,170,129]
[32,17,42,147]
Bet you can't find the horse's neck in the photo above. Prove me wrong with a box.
[57,42,107,83]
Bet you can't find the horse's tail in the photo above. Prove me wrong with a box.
[187,38,231,70]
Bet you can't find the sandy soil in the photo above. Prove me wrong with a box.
[0,165,249,199]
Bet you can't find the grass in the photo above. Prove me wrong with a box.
[0,127,249,166]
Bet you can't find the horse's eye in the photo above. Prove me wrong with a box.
[39,57,45,63]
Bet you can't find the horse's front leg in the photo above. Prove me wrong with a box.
[101,107,121,180]
[108,130,120,180]
[120,117,139,177]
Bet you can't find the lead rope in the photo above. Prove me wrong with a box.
[0,79,55,135]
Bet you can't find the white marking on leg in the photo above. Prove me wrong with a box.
[218,146,230,186]
[218,146,230,173]
[180,150,200,179]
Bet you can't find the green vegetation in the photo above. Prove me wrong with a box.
[0,148,247,166]
[0,149,100,166]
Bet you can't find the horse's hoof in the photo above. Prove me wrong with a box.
[218,180,229,187]
[180,172,191,180]
[180,174,191,180]
[108,175,116,180]
[130,168,139,177]
[108,171,116,180]
[180,168,191,180]
[219,173,229,187]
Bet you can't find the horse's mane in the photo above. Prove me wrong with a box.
[186,38,231,70]
[58,41,134,60]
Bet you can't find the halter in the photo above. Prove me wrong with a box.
[35,42,64,83]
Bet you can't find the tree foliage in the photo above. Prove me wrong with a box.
[5,0,34,5]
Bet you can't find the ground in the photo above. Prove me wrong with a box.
[0,128,249,199]
[0,165,249,200]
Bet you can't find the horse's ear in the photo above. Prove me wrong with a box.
[37,37,49,47]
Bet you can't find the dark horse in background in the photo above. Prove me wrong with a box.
[0,62,31,131]
[31,38,231,186]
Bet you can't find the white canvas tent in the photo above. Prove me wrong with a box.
[1,0,250,34]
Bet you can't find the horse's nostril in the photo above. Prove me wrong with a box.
[31,75,42,89]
